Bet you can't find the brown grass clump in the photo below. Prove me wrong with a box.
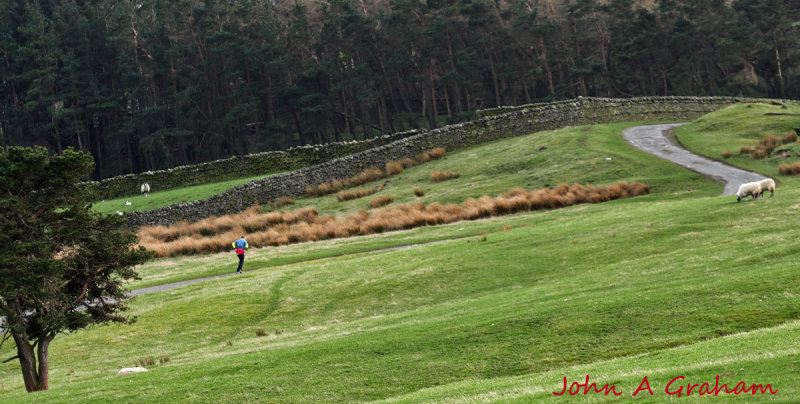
[139,182,650,258]
[721,150,732,159]
[336,186,383,201]
[415,147,447,163]
[761,134,780,150]
[778,162,800,175]
[385,161,405,176]
[369,195,394,208]
[397,158,416,168]
[137,356,155,367]
[413,188,425,197]
[305,147,447,197]
[349,167,385,187]
[750,146,769,159]
[269,197,295,209]
[740,133,798,160]
[431,170,460,182]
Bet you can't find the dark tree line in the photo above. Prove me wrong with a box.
[2,0,799,179]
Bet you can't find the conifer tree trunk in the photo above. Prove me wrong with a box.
[11,331,52,392]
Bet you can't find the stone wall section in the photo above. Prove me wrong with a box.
[89,130,418,199]
[125,96,762,227]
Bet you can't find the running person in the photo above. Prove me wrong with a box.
[232,235,249,273]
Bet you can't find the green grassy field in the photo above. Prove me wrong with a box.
[1,108,799,403]
[282,121,718,217]
[91,174,280,216]
[675,101,800,189]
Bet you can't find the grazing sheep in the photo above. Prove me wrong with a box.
[758,178,775,197]
[141,182,151,198]
[736,182,761,202]
[116,367,148,376]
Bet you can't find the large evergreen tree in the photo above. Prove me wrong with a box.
[0,146,150,392]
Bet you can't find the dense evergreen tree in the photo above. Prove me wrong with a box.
[0,146,150,392]
[1,0,798,180]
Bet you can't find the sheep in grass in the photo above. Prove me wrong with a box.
[141,182,151,198]
[736,182,761,202]
[758,178,775,197]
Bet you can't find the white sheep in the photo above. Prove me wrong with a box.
[736,182,761,202]
[758,178,775,197]
[141,182,151,197]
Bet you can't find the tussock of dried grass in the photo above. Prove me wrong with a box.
[369,195,394,208]
[413,188,425,197]
[269,197,295,209]
[385,161,404,176]
[778,162,800,175]
[139,182,649,258]
[430,170,460,182]
[305,147,447,197]
[416,147,446,163]
[740,132,798,160]
[336,186,383,201]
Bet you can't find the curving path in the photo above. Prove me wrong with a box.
[622,123,768,196]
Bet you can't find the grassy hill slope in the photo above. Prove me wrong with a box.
[675,101,800,188]
[91,174,281,216]
[1,110,799,402]
[1,187,798,402]
[129,120,719,288]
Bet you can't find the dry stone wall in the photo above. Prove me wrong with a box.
[89,130,417,199]
[125,96,766,227]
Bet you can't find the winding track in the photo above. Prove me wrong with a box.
[621,123,768,196]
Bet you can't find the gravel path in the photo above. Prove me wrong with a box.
[622,123,768,196]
